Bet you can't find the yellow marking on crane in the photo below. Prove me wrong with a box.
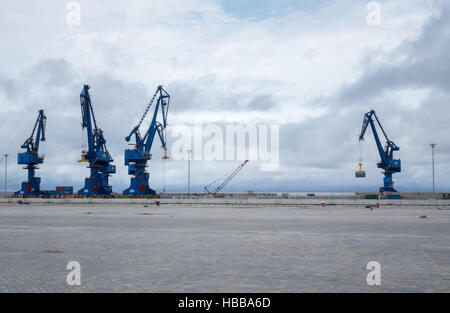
[77,150,88,162]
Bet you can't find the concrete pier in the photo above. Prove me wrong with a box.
[1,202,450,292]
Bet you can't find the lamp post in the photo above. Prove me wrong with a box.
[4,154,8,194]
[430,144,436,193]
[187,149,191,195]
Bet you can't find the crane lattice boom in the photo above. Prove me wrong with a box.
[204,160,249,194]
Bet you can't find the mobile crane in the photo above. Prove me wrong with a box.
[123,85,170,196]
[15,110,47,196]
[204,160,249,194]
[358,110,401,193]
[77,85,116,196]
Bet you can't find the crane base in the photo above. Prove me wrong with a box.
[379,187,397,193]
[14,180,45,197]
[78,178,112,197]
[123,177,156,196]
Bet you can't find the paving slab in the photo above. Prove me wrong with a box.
[0,204,449,292]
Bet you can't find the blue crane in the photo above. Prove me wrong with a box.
[358,109,401,193]
[77,85,116,196]
[123,85,170,196]
[15,110,47,196]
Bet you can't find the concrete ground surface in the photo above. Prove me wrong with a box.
[0,203,449,293]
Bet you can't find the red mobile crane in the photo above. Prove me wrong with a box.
[204,160,249,194]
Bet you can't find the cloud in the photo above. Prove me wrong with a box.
[340,2,450,103]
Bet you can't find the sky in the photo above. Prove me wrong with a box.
[0,0,449,193]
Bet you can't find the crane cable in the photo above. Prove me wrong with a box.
[356,140,365,175]
[162,157,166,193]
[81,130,86,151]
[162,129,168,193]
[358,140,363,164]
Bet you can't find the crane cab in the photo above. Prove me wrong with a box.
[355,162,366,178]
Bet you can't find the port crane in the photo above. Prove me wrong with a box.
[77,85,116,196]
[358,110,401,193]
[15,110,47,196]
[204,160,249,194]
[123,85,170,196]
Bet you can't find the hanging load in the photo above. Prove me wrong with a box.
[355,162,366,178]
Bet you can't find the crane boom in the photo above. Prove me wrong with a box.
[123,85,170,196]
[15,110,47,196]
[358,110,401,193]
[204,160,249,194]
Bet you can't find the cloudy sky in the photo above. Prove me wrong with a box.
[0,0,449,193]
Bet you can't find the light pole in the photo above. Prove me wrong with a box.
[4,154,8,194]
[430,144,436,193]
[187,149,191,195]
